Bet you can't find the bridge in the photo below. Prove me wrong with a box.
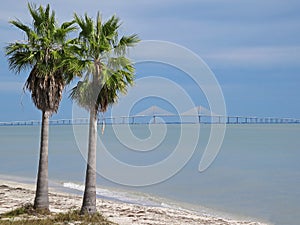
[1,116,299,126]
[1,105,299,126]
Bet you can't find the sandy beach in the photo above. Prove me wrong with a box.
[0,179,270,225]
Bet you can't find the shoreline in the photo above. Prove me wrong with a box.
[0,178,270,225]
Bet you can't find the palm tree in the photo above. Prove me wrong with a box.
[70,12,139,214]
[5,3,76,210]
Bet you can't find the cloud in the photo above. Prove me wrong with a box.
[204,46,300,68]
[2,0,300,50]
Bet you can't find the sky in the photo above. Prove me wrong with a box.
[0,0,300,121]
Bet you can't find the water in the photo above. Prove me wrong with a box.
[0,124,299,225]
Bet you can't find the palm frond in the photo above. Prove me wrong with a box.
[102,15,120,39]
[114,34,140,55]
[9,20,31,38]
[96,12,102,38]
[6,43,35,73]
[61,20,77,30]
[27,3,40,24]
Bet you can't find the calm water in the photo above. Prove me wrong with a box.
[0,124,299,225]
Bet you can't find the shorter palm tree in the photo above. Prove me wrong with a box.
[5,3,76,210]
[69,12,139,214]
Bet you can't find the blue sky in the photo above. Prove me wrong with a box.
[0,0,300,121]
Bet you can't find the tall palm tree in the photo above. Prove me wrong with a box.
[5,3,76,210]
[69,12,139,214]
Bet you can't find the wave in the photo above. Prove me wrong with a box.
[62,182,245,221]
[62,182,236,222]
[63,182,161,207]
[62,182,215,219]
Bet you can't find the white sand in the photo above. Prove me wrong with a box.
[0,179,270,225]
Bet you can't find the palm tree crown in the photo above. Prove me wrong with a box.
[6,3,76,114]
[70,12,139,112]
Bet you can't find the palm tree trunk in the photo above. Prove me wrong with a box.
[81,107,98,214]
[34,111,50,210]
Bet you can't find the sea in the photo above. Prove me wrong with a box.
[0,124,299,225]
